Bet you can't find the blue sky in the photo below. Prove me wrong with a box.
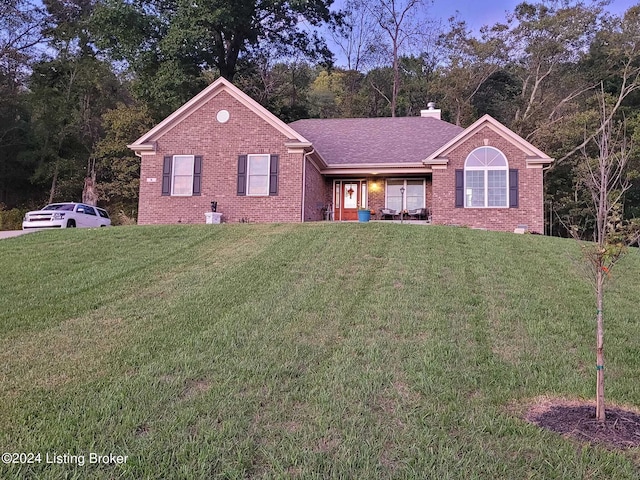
[429,0,638,31]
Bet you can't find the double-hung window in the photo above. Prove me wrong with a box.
[247,154,270,196]
[161,155,202,196]
[464,147,508,208]
[237,154,279,197]
[172,155,195,196]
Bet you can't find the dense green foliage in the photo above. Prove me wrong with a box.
[1,0,639,234]
[1,223,639,478]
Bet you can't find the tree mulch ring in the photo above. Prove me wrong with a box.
[525,398,640,450]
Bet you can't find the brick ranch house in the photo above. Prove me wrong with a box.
[129,77,553,232]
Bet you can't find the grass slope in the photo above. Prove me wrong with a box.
[1,223,639,479]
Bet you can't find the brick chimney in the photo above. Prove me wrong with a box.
[420,102,441,120]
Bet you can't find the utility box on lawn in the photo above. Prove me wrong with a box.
[205,212,222,224]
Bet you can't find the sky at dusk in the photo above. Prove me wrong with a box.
[430,0,638,31]
[326,0,638,66]
[330,0,638,32]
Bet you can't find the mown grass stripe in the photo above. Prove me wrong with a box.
[1,223,639,479]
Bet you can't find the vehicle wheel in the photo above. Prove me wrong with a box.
[66,219,76,228]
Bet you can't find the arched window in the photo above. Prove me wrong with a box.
[464,147,509,207]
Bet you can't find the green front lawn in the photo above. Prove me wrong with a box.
[1,223,639,478]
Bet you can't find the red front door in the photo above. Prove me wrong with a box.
[334,180,365,221]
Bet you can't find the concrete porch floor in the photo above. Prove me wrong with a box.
[327,220,431,225]
[371,220,430,225]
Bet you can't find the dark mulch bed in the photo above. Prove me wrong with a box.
[526,400,640,449]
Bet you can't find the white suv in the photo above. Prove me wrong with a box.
[22,203,111,229]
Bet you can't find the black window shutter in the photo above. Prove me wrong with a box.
[509,169,519,208]
[269,154,279,196]
[237,155,247,196]
[455,169,464,208]
[162,156,172,196]
[193,155,202,196]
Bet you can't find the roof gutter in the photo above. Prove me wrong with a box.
[127,142,156,154]
[322,164,433,176]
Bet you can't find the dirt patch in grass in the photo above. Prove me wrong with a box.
[380,440,399,473]
[135,424,151,437]
[315,431,341,454]
[180,379,211,400]
[524,398,640,450]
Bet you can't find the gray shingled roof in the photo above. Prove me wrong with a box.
[289,117,464,165]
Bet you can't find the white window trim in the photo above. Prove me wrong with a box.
[171,155,194,196]
[246,154,271,197]
[464,147,509,208]
[385,178,426,211]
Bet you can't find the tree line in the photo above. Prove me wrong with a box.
[1,0,639,234]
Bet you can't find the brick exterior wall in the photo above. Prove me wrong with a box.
[431,126,544,233]
[367,178,386,215]
[303,160,332,221]
[138,90,304,225]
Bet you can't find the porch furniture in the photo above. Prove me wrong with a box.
[323,203,334,221]
[407,208,427,220]
[380,208,399,220]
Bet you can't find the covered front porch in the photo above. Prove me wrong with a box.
[328,177,432,222]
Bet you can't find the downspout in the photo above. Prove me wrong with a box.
[542,163,553,236]
[134,150,143,202]
[132,151,144,223]
[301,149,315,223]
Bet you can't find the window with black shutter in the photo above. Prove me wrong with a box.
[239,154,278,196]
[163,155,202,196]
[509,169,518,208]
[455,169,464,208]
[162,156,172,196]
[269,155,279,196]
[237,155,247,196]
[193,155,203,196]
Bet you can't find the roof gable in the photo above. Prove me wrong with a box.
[424,114,553,165]
[128,77,309,153]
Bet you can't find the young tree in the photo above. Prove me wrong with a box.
[576,88,640,422]
[570,7,640,422]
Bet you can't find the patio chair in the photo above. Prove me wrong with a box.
[380,208,398,220]
[407,208,427,220]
